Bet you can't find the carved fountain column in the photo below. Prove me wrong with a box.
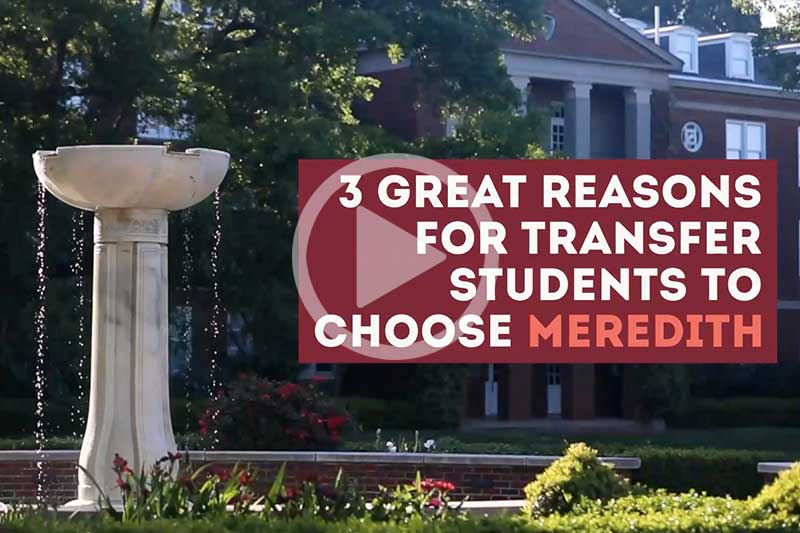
[33,146,229,507]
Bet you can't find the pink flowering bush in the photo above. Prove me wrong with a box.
[198,374,350,450]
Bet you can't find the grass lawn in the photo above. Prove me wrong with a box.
[0,427,797,457]
[345,426,800,456]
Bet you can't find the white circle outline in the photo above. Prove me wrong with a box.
[292,154,499,361]
[681,121,704,153]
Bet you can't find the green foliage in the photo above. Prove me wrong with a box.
[534,492,797,533]
[592,0,761,33]
[754,462,800,518]
[339,397,418,431]
[523,443,630,517]
[3,505,800,533]
[259,467,368,522]
[627,446,773,498]
[340,366,468,429]
[198,375,350,450]
[367,475,459,523]
[79,454,461,525]
[94,453,258,521]
[670,397,800,428]
[634,365,690,420]
[0,0,546,398]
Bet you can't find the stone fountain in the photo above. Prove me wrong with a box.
[32,145,229,507]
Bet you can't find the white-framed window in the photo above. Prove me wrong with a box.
[547,364,561,386]
[671,33,699,74]
[727,39,754,80]
[726,120,765,159]
[681,121,704,153]
[550,102,565,153]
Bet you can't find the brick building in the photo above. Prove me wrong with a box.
[353,0,800,421]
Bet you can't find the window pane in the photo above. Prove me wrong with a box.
[674,35,692,53]
[746,150,762,160]
[727,122,742,150]
[727,149,741,160]
[747,124,763,151]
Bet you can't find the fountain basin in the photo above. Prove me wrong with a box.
[33,145,229,211]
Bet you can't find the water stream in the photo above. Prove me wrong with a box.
[208,188,223,449]
[179,210,194,444]
[33,183,47,501]
[68,211,88,439]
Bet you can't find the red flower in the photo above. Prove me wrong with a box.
[421,479,456,492]
[116,478,131,492]
[112,454,132,474]
[168,451,183,463]
[212,467,230,482]
[285,487,298,500]
[238,471,252,486]
[326,415,348,432]
[428,496,442,509]
[277,382,300,399]
[260,393,272,401]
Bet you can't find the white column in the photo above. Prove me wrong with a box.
[566,82,593,159]
[70,208,176,507]
[625,87,653,159]
[510,75,531,116]
[484,364,498,417]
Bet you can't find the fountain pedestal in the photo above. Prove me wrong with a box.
[74,208,173,504]
[33,146,229,507]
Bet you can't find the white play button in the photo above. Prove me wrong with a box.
[356,206,446,308]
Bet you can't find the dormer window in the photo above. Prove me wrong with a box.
[671,32,699,74]
[643,26,700,74]
[729,39,752,78]
[699,33,755,81]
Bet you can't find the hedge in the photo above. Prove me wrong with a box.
[2,513,798,533]
[669,397,800,428]
[626,446,791,498]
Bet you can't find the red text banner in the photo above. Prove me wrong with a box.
[296,159,777,364]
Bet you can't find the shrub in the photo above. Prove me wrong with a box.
[634,365,690,420]
[629,446,776,498]
[754,462,800,517]
[198,374,350,450]
[340,397,417,430]
[669,397,800,428]
[523,443,630,517]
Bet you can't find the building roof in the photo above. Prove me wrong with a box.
[571,0,683,70]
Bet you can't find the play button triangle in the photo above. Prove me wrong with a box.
[356,206,446,308]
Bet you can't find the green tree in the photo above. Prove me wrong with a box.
[0,0,175,413]
[734,0,800,88]
[164,0,544,380]
[592,0,760,33]
[0,0,545,421]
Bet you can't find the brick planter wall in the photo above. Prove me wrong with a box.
[0,451,641,504]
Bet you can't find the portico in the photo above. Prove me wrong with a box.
[474,0,682,421]
[502,55,667,161]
